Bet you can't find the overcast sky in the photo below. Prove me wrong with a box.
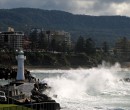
[0,0,130,16]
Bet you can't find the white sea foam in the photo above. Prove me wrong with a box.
[31,62,130,110]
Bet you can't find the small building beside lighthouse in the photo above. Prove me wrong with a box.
[16,50,26,81]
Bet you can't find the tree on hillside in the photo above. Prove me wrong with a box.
[85,38,96,55]
[61,41,67,53]
[121,37,128,54]
[102,41,109,53]
[29,29,39,50]
[50,38,56,52]
[38,31,48,50]
[75,36,85,53]
[46,30,51,51]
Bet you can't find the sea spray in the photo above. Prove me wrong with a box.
[36,62,122,98]
[31,62,130,109]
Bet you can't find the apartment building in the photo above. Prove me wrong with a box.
[0,30,24,50]
[51,30,71,48]
[115,37,130,57]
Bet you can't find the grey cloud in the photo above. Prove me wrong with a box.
[0,0,76,13]
[84,0,130,15]
[0,0,34,9]
[38,0,73,11]
[0,0,130,16]
[96,0,130,4]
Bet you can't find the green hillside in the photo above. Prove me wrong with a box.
[1,8,130,46]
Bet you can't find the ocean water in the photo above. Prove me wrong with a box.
[30,62,130,110]
[0,62,130,110]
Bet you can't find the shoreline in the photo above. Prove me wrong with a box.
[23,65,91,70]
[25,66,89,70]
[13,62,130,70]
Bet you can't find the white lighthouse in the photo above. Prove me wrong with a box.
[16,50,26,81]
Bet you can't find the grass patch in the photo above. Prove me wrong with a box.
[0,104,16,107]
[0,104,32,110]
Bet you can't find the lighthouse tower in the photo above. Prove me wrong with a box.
[16,50,26,81]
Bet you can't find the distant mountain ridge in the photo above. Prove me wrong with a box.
[1,8,130,46]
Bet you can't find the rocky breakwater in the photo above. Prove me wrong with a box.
[0,67,34,81]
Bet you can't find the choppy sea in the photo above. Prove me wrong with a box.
[2,62,130,110]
